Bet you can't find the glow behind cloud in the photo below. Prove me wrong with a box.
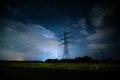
[0,19,61,61]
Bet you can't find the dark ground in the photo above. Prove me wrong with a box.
[1,66,120,80]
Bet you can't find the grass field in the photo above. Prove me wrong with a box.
[1,61,120,80]
[1,61,120,71]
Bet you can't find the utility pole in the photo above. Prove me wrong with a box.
[60,29,73,59]
[99,49,104,61]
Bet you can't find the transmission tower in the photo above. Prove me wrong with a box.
[60,29,73,59]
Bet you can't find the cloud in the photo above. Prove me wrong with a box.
[73,18,91,36]
[86,28,115,40]
[90,5,111,28]
[0,19,61,61]
[74,18,87,29]
[80,29,90,36]
[87,43,108,49]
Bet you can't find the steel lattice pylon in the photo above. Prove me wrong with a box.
[60,30,72,59]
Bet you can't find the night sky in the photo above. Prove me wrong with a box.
[0,0,120,61]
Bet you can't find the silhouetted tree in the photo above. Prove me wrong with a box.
[82,56,92,62]
[45,59,59,62]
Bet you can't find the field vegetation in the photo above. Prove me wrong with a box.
[1,61,120,71]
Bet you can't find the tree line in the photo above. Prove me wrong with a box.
[45,56,114,63]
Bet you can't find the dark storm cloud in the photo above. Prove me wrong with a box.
[90,6,112,28]
[86,3,120,59]
[71,1,120,59]
[73,18,89,36]
[0,0,119,60]
[87,3,118,43]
